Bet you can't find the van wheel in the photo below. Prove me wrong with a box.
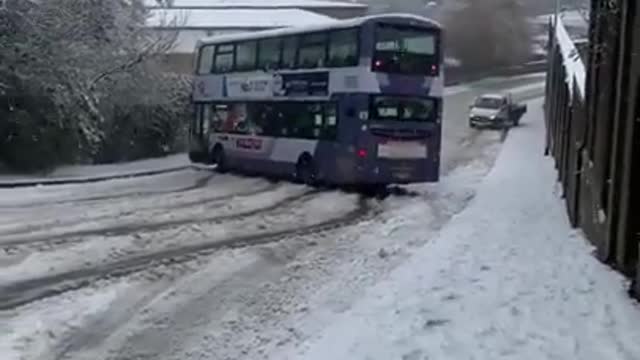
[211,146,227,173]
[296,156,317,186]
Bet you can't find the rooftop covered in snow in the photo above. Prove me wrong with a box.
[146,8,337,29]
[144,0,367,9]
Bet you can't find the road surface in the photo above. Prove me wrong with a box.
[0,74,545,360]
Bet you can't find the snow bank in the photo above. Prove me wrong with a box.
[555,18,587,98]
[0,153,191,185]
[280,99,640,360]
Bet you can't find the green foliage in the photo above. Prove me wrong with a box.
[96,103,190,164]
[0,92,80,172]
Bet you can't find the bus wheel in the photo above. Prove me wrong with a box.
[296,156,317,186]
[211,146,227,173]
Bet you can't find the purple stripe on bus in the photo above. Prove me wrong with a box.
[377,74,433,96]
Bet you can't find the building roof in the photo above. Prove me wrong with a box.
[146,8,337,29]
[144,0,367,9]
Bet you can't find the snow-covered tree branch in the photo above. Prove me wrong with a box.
[0,0,189,171]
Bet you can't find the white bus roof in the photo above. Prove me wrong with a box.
[147,8,335,29]
[144,0,367,9]
[196,13,442,47]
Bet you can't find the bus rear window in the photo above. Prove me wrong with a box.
[375,25,436,55]
[373,24,439,75]
[371,96,437,122]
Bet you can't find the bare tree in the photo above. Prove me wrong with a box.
[442,0,532,72]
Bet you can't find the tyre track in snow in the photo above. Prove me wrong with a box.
[0,182,300,248]
[0,180,280,241]
[0,171,216,210]
[0,196,376,311]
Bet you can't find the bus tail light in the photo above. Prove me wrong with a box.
[357,149,368,158]
[374,60,383,69]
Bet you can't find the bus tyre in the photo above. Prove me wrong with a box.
[211,146,227,173]
[296,156,317,186]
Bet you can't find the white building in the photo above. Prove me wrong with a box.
[146,0,368,73]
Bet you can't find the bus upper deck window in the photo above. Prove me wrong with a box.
[258,38,281,70]
[298,33,328,69]
[328,29,358,67]
[373,24,439,75]
[197,45,215,74]
[213,44,234,73]
[281,37,297,69]
[236,41,257,71]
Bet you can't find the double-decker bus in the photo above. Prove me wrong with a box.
[189,14,443,188]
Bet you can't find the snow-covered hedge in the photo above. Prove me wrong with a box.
[0,0,190,172]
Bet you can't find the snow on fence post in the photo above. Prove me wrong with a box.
[554,17,587,100]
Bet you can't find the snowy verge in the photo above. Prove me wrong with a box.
[275,98,640,360]
[0,166,192,189]
[0,154,214,189]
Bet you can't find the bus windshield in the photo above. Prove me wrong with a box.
[373,24,439,75]
[371,96,437,122]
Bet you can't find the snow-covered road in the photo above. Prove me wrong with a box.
[0,74,549,360]
[274,98,640,360]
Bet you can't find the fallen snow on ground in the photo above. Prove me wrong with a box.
[0,173,270,237]
[0,169,215,210]
[0,154,189,182]
[0,187,357,285]
[273,99,640,360]
[115,131,504,360]
[0,281,130,360]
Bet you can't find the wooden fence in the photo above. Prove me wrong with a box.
[545,1,640,296]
